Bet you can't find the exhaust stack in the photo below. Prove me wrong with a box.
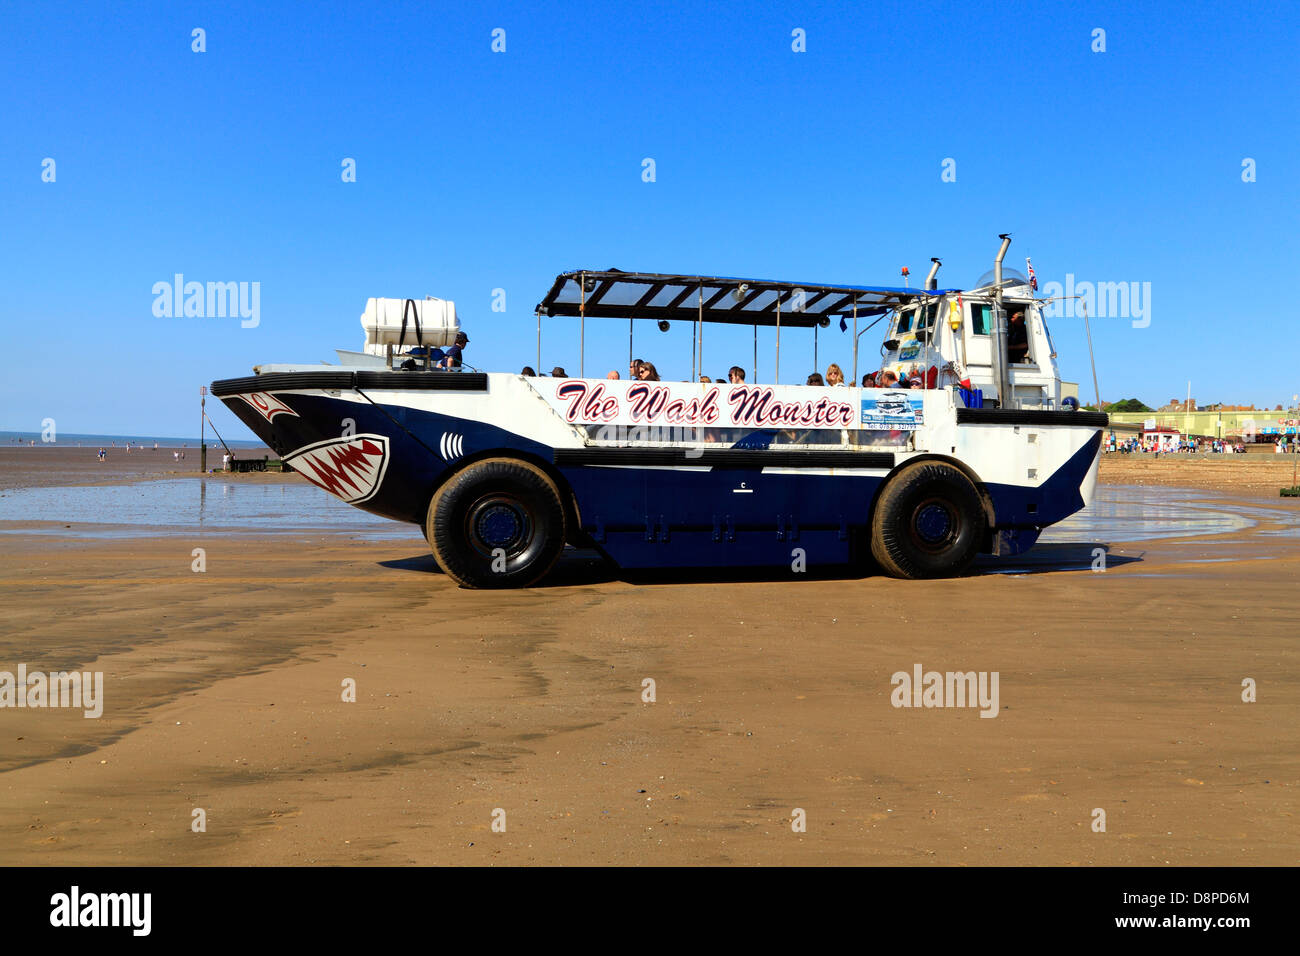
[924,258,941,291]
[991,233,1012,409]
[993,234,1011,291]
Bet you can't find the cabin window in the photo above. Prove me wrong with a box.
[969,304,992,335]
[895,310,914,334]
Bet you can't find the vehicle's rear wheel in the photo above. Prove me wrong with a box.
[427,457,567,589]
[870,461,986,579]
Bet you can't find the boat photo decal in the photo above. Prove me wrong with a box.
[282,434,390,504]
[861,391,925,430]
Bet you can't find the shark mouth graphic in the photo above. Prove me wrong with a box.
[283,434,390,504]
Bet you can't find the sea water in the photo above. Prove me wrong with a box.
[0,479,1295,543]
[0,479,413,539]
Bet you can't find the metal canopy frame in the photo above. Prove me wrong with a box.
[534,269,959,382]
[537,270,951,328]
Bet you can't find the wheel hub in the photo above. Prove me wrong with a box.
[472,500,527,551]
[910,498,958,551]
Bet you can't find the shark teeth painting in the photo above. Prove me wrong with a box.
[283,435,390,504]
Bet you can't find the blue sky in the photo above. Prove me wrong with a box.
[2,0,1297,439]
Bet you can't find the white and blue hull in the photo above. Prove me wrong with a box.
[213,371,1104,579]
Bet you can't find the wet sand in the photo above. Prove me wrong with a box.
[1100,452,1300,492]
[0,452,1297,865]
[0,445,275,491]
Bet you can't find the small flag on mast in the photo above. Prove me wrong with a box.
[1026,257,1038,292]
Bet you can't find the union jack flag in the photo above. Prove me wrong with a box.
[1026,257,1038,292]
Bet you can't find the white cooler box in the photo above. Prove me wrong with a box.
[360,297,460,352]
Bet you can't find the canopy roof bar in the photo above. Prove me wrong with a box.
[537,270,955,330]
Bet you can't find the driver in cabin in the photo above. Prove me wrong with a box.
[1007,311,1029,364]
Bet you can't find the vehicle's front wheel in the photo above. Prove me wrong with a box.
[427,457,567,589]
[870,461,986,579]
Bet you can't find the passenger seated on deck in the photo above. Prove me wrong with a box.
[826,363,846,387]
[728,366,746,384]
[551,366,567,377]
[880,371,899,387]
[806,373,824,386]
[699,375,712,383]
[637,362,661,382]
[862,372,877,387]
[521,366,536,376]
[629,358,644,380]
[1007,311,1029,364]
[607,370,621,379]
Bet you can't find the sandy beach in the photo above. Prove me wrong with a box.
[0,446,1296,865]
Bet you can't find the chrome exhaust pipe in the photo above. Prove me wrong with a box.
[925,257,941,291]
[993,234,1011,291]
[991,234,1012,408]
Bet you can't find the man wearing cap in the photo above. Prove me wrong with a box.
[442,331,469,369]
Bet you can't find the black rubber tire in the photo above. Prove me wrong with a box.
[870,461,986,579]
[427,457,567,589]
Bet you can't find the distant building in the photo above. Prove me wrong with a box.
[1109,408,1298,440]
[1142,425,1181,451]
